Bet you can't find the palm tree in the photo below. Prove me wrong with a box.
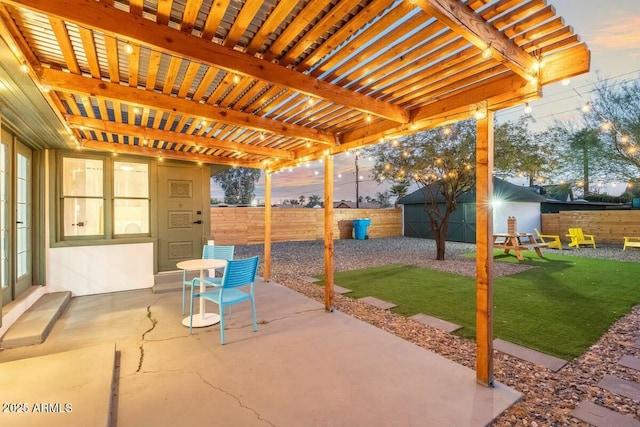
[389,181,410,206]
[308,194,322,206]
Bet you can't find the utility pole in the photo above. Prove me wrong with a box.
[355,151,360,208]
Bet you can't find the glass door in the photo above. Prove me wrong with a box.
[15,142,31,296]
[0,131,10,305]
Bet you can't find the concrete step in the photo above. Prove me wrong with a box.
[1,291,71,349]
[0,343,116,426]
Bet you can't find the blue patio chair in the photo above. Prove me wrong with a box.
[181,245,235,314]
[189,256,260,344]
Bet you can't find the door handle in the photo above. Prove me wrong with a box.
[72,221,85,226]
[16,221,23,224]
[193,220,203,224]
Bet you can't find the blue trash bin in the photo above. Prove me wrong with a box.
[353,218,371,240]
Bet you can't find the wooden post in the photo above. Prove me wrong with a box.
[324,154,334,311]
[475,110,494,386]
[264,171,271,281]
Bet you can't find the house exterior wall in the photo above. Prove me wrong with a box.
[47,243,154,296]
[492,202,541,234]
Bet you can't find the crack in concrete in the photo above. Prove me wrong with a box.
[194,371,276,427]
[259,307,324,325]
[137,305,158,373]
[126,368,276,426]
[197,307,325,333]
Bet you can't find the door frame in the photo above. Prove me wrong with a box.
[156,163,211,272]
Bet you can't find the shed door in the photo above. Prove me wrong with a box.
[157,165,206,272]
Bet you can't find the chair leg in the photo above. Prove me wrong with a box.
[251,296,257,332]
[189,293,195,335]
[219,303,226,345]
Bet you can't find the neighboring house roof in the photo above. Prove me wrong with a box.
[334,201,383,209]
[398,177,547,205]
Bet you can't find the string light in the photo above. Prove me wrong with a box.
[524,103,532,114]
[482,45,492,59]
[469,100,488,119]
[19,63,29,73]
[574,88,637,152]
[232,74,240,84]
[124,43,134,54]
[562,78,571,86]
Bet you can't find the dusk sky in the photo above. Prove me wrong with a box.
[212,1,640,204]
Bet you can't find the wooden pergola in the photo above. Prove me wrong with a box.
[0,0,589,385]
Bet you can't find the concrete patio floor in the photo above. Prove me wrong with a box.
[0,278,521,426]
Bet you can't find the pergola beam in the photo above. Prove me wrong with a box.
[80,139,262,168]
[40,69,334,146]
[412,0,537,81]
[66,115,294,160]
[4,0,409,124]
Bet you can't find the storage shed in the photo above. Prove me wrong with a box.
[399,177,547,243]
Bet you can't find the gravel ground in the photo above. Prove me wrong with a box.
[235,237,640,426]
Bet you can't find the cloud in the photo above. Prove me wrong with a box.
[589,18,640,50]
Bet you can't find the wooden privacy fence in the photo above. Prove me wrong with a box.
[541,210,640,245]
[210,207,403,245]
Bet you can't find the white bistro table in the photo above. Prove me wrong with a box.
[177,258,227,327]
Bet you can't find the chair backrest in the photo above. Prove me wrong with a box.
[569,228,584,239]
[221,256,259,289]
[534,228,544,241]
[202,245,235,261]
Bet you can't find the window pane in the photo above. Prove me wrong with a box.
[114,199,149,234]
[114,162,148,197]
[63,157,103,197]
[17,251,27,278]
[63,198,104,236]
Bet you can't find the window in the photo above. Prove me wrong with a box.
[62,157,104,237]
[113,161,149,234]
[59,154,152,241]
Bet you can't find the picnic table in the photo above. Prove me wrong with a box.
[493,232,549,261]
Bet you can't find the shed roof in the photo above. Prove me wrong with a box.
[0,0,589,169]
[398,176,547,204]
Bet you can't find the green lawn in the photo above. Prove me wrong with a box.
[316,252,640,360]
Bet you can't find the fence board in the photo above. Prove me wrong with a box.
[211,207,402,245]
[541,211,640,245]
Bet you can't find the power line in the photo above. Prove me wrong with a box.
[496,70,640,119]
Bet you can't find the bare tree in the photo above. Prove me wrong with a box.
[368,121,476,260]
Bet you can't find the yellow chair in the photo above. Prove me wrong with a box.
[566,228,596,248]
[534,228,562,250]
[623,237,640,250]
